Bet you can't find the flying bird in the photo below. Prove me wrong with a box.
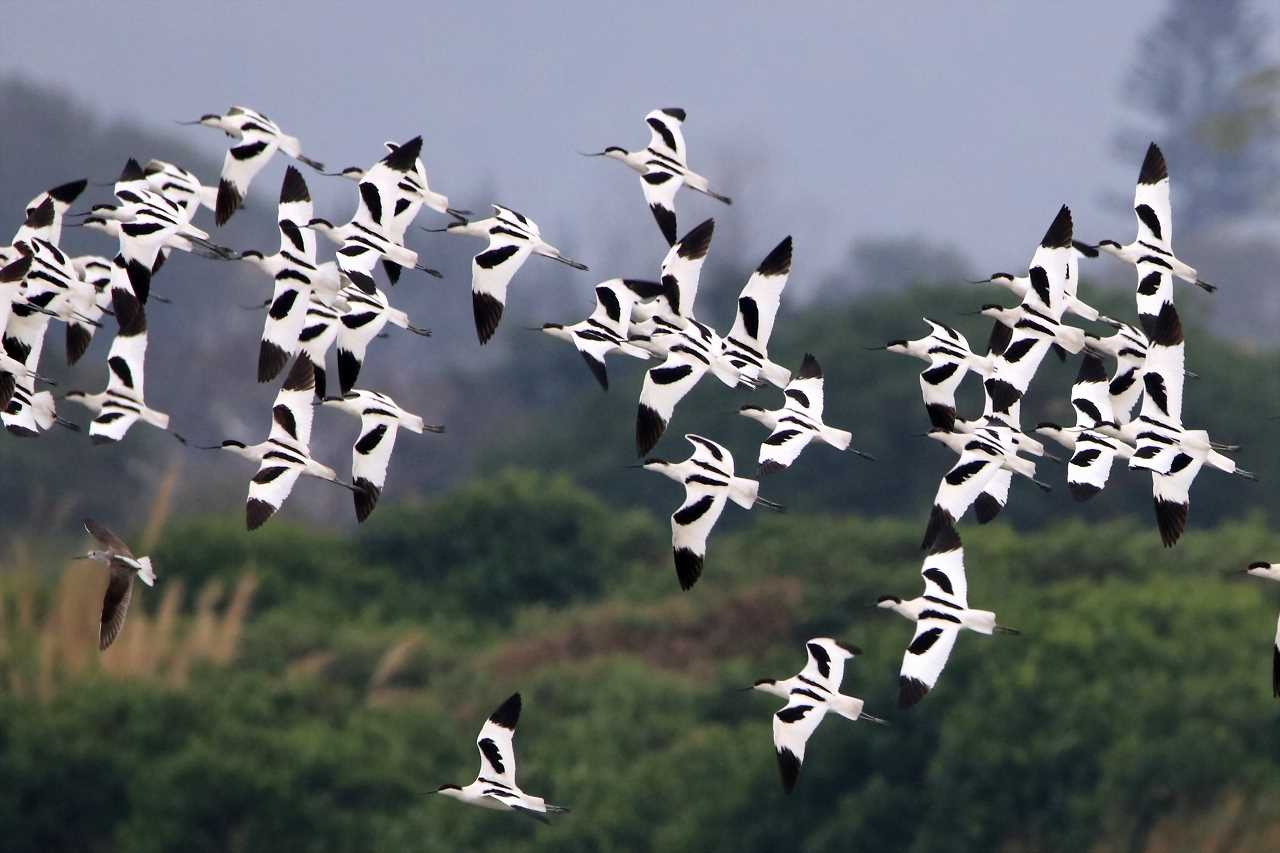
[1034,353,1135,501]
[638,434,780,590]
[878,318,993,430]
[429,204,587,344]
[432,693,569,824]
[750,639,885,793]
[321,389,444,521]
[721,236,794,387]
[75,519,157,651]
[64,303,170,444]
[738,354,871,474]
[182,105,324,225]
[582,108,731,245]
[539,278,659,389]
[877,521,1018,708]
[1231,562,1280,698]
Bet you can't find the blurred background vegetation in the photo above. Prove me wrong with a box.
[2,0,1279,850]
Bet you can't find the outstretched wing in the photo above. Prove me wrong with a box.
[1133,142,1171,248]
[216,127,280,225]
[635,346,709,456]
[898,620,959,709]
[799,640,847,690]
[475,693,521,787]
[726,236,792,357]
[919,522,968,607]
[772,691,828,794]
[670,475,729,591]
[470,229,534,345]
[84,519,132,557]
[1070,353,1114,429]
[1068,431,1121,502]
[640,167,683,247]
[99,570,134,651]
[245,460,304,531]
[268,356,318,449]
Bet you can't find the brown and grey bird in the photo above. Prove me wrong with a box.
[75,519,157,650]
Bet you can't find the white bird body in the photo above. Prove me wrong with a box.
[541,278,657,389]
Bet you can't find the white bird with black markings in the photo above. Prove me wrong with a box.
[921,422,1049,549]
[1034,353,1135,501]
[1083,142,1217,299]
[969,257,1106,323]
[1230,562,1280,698]
[432,693,569,824]
[429,204,587,344]
[232,167,319,382]
[175,357,356,530]
[64,304,170,444]
[295,293,344,400]
[1082,320,1152,425]
[637,434,781,590]
[738,354,871,474]
[3,179,87,252]
[750,639,886,794]
[180,105,323,225]
[721,236,794,387]
[630,218,715,337]
[877,521,1018,709]
[877,318,993,431]
[75,519,157,651]
[333,285,431,395]
[539,278,658,389]
[321,389,444,522]
[66,255,115,364]
[582,108,731,245]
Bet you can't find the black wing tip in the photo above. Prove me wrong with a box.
[24,197,55,229]
[1148,302,1184,347]
[119,158,146,183]
[621,278,664,299]
[1154,497,1187,548]
[983,377,1022,414]
[280,353,316,392]
[490,692,522,729]
[89,432,118,446]
[921,505,957,551]
[246,498,275,531]
[651,204,677,246]
[661,107,687,122]
[636,404,665,457]
[215,179,242,226]
[1040,205,1073,249]
[353,477,381,523]
[926,516,963,554]
[1069,481,1102,502]
[898,676,930,710]
[1138,142,1168,185]
[472,291,504,345]
[48,178,89,204]
[797,353,822,380]
[258,341,290,384]
[973,492,1003,524]
[676,218,715,260]
[279,165,310,204]
[1,253,33,282]
[758,460,788,477]
[673,547,703,591]
[756,236,793,277]
[336,348,361,395]
[925,403,957,432]
[1077,352,1108,383]
[776,747,801,794]
[383,135,423,171]
[580,351,608,390]
[66,324,93,365]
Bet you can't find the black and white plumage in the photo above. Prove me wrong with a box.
[878,521,1017,708]
[66,255,115,364]
[880,318,993,430]
[970,251,1105,323]
[583,108,731,245]
[296,292,344,400]
[235,167,319,382]
[435,204,587,344]
[921,423,1048,549]
[1034,354,1135,501]
[333,285,430,395]
[76,519,157,651]
[738,354,870,474]
[180,357,353,530]
[64,303,170,444]
[321,390,444,522]
[750,639,885,794]
[721,236,793,388]
[433,693,569,824]
[1236,562,1280,698]
[540,278,659,389]
[639,434,780,590]
[1087,142,1217,297]
[185,105,323,226]
[1082,320,1151,425]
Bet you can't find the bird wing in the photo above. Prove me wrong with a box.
[922,317,968,350]
[1272,613,1280,699]
[570,328,624,390]
[1150,451,1205,547]
[475,693,521,787]
[216,127,280,224]
[930,441,1003,527]
[684,433,733,474]
[656,219,713,317]
[758,420,814,473]
[799,640,846,690]
[268,357,318,448]
[645,109,688,163]
[636,346,709,453]
[920,526,968,607]
[1134,256,1175,331]
[918,350,968,428]
[1133,143,1172,248]
[1137,306,1184,428]
[103,306,149,400]
[1071,353,1114,428]
[670,476,729,590]
[1068,431,1120,501]
[1021,205,1073,317]
[84,519,132,557]
[246,460,304,531]
[276,167,316,262]
[470,229,534,345]
[336,288,392,392]
[641,167,684,247]
[351,417,400,494]
[976,467,1012,524]
[259,273,312,382]
[898,619,960,709]
[726,236,792,355]
[771,690,828,794]
[586,280,638,338]
[99,567,134,651]
[984,314,1053,414]
[782,357,824,421]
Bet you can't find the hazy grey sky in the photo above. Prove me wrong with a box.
[0,0,1204,286]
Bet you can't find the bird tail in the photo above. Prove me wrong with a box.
[544,803,570,816]
[405,414,426,434]
[821,426,853,451]
[965,608,997,635]
[728,476,759,510]
[619,341,651,360]
[196,184,218,212]
[1054,325,1086,355]
[759,359,792,389]
[135,557,157,587]
[384,243,418,269]
[142,406,171,430]
[828,692,866,722]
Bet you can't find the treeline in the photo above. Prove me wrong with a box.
[2,470,1279,852]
